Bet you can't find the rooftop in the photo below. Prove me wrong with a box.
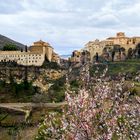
[33,40,53,48]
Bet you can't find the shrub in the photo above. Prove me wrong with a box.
[3,44,18,51]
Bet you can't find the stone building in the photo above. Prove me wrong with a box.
[0,40,60,66]
[70,50,90,64]
[70,50,81,63]
[52,52,60,64]
[106,32,140,52]
[0,50,45,66]
[29,40,54,62]
[85,39,104,62]
[85,32,140,62]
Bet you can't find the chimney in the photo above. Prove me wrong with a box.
[25,45,28,52]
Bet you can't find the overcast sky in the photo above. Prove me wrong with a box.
[0,0,140,54]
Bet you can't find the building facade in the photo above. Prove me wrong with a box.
[0,40,60,66]
[29,40,54,62]
[85,32,140,62]
[70,50,90,64]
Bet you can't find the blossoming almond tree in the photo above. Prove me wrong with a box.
[36,64,140,140]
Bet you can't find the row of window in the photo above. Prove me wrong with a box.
[19,60,38,63]
[19,57,42,60]
[0,54,42,58]
[0,56,42,60]
[0,60,40,63]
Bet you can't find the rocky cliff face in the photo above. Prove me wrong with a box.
[0,34,25,50]
[0,66,65,90]
[0,65,67,103]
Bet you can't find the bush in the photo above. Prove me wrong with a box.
[3,44,18,51]
[47,76,66,102]
[42,60,61,70]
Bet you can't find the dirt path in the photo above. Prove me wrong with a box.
[0,102,67,112]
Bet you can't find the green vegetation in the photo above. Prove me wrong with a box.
[3,44,18,51]
[0,80,37,102]
[89,59,140,96]
[108,59,140,75]
[42,59,61,70]
[0,113,8,122]
[90,59,140,76]
[70,80,81,93]
[47,79,82,102]
[47,76,66,102]
[133,82,140,97]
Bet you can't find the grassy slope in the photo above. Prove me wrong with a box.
[90,59,140,96]
[108,59,140,75]
[90,59,140,75]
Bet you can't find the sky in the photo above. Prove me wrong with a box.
[0,0,140,55]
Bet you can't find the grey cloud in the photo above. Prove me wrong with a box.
[111,0,140,10]
[90,14,120,28]
[23,0,106,13]
[0,0,140,54]
[0,0,24,14]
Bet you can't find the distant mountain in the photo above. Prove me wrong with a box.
[60,54,71,59]
[0,34,25,50]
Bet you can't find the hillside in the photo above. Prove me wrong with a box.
[0,34,25,50]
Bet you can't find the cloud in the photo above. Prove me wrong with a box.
[0,0,24,14]
[0,0,140,54]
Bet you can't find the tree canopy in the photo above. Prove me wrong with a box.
[3,44,18,51]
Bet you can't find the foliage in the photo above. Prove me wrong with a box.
[42,59,61,70]
[36,112,64,140]
[36,64,140,139]
[0,80,37,102]
[47,76,66,102]
[70,80,80,88]
[3,43,18,51]
[12,82,35,96]
[90,60,140,76]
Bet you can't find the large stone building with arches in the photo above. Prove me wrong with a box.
[0,40,60,66]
